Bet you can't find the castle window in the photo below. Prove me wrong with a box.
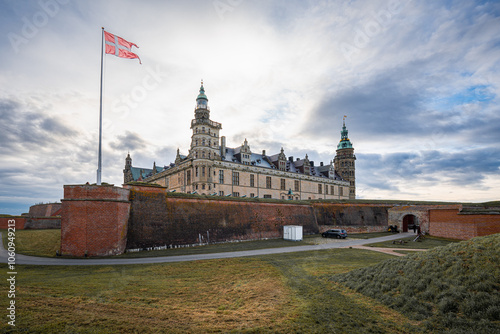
[266,176,272,189]
[202,166,206,177]
[202,184,205,190]
[331,185,334,195]
[294,180,300,192]
[202,127,205,133]
[233,192,239,197]
[202,139,205,146]
[325,185,328,195]
[219,170,224,184]
[219,191,224,196]
[232,172,240,186]
[340,187,344,196]
[318,184,322,194]
[208,140,211,146]
[187,170,191,184]
[250,174,255,187]
[195,139,198,146]
[250,193,255,198]
[280,178,285,190]
[263,194,272,199]
[195,167,199,177]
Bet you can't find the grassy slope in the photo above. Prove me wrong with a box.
[333,234,500,333]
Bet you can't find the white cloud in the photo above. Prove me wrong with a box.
[0,0,499,214]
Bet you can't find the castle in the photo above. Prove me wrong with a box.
[123,82,356,200]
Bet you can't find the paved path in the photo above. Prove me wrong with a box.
[0,232,416,266]
[350,245,427,257]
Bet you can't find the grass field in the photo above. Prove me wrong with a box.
[0,248,421,333]
[1,229,497,333]
[1,229,61,257]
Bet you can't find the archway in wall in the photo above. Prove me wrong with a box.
[402,214,417,232]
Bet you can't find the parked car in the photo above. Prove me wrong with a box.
[321,229,347,239]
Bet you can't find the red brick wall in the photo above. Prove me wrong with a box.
[429,209,500,240]
[60,185,130,257]
[29,203,62,217]
[0,217,26,229]
[126,186,317,249]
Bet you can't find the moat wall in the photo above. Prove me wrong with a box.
[125,185,389,250]
[59,185,499,257]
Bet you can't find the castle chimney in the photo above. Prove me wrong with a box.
[262,150,266,156]
[320,162,324,166]
[289,156,294,162]
[220,136,226,158]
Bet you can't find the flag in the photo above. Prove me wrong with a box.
[104,30,141,64]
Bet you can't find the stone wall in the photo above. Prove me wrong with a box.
[24,217,61,229]
[388,204,462,232]
[126,185,318,249]
[429,208,500,240]
[60,184,498,257]
[60,185,130,257]
[312,203,390,233]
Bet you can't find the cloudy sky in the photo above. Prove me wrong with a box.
[1,0,499,214]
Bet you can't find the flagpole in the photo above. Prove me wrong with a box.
[97,27,104,185]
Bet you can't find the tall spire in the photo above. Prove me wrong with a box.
[196,80,208,103]
[337,116,353,149]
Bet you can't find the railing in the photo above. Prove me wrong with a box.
[191,118,222,129]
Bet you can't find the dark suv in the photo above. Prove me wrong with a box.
[321,229,347,239]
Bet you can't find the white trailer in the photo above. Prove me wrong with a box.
[283,225,303,241]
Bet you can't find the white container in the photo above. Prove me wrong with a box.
[283,225,303,241]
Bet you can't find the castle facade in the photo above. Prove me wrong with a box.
[124,83,356,200]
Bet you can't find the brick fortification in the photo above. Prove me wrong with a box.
[60,185,130,257]
[429,208,500,240]
[126,185,317,249]
[59,184,499,257]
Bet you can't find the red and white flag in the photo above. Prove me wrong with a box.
[104,30,141,64]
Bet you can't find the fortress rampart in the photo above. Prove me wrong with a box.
[58,184,500,257]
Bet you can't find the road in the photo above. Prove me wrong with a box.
[0,232,415,266]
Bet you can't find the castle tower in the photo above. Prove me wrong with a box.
[189,81,223,194]
[123,153,133,183]
[189,81,222,161]
[334,117,356,199]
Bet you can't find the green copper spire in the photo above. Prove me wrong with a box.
[197,80,208,102]
[337,116,353,149]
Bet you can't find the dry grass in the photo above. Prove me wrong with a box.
[1,259,295,333]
